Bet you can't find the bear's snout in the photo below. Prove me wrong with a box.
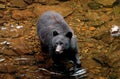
[55,45,63,54]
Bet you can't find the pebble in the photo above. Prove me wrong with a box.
[0,0,7,3]
[0,11,3,18]
[0,41,10,45]
[23,0,33,4]
[1,27,7,30]
[89,26,96,31]
[12,10,35,20]
[110,25,120,37]
[3,74,15,79]
[10,0,27,8]
[0,58,5,62]
[0,4,5,9]
[95,0,116,7]
[16,25,23,29]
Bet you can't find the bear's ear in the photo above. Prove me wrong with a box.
[53,30,59,36]
[66,32,72,39]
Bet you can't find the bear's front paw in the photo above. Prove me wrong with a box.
[70,68,87,79]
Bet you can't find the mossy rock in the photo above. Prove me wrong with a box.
[88,2,102,10]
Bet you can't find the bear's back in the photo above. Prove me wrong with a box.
[37,11,73,46]
[37,11,63,28]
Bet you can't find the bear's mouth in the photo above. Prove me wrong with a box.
[55,45,63,54]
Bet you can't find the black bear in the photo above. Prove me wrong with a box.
[37,11,81,74]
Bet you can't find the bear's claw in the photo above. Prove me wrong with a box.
[70,68,87,79]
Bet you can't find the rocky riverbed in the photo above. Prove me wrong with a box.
[0,0,120,79]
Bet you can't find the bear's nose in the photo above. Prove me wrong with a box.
[55,45,63,54]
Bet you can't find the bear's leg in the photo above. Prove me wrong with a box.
[41,42,49,53]
[74,53,82,69]
[70,52,82,72]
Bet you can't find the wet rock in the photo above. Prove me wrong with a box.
[0,57,5,62]
[0,27,20,38]
[12,10,35,20]
[1,0,120,79]
[113,5,120,17]
[0,40,15,56]
[6,65,18,73]
[39,55,53,68]
[14,56,36,65]
[79,0,91,11]
[0,0,7,3]
[116,0,120,4]
[88,2,102,10]
[33,4,73,17]
[1,22,32,38]
[85,11,100,21]
[0,29,7,37]
[0,20,5,25]
[85,11,111,26]
[3,74,15,79]
[93,54,111,67]
[85,10,111,22]
[32,4,45,16]
[108,50,120,67]
[23,0,33,4]
[95,0,116,7]
[1,49,18,56]
[34,0,45,4]
[9,0,27,8]
[92,27,112,43]
[10,37,34,55]
[88,20,105,27]
[0,4,5,9]
[0,64,17,73]
[93,49,120,68]
[35,53,44,62]
[34,0,59,5]
[0,64,8,73]
[109,73,118,79]
[100,14,112,22]
[89,27,96,31]
[16,67,52,79]
[0,11,3,18]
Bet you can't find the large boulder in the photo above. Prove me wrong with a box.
[34,0,59,5]
[95,0,116,7]
[9,0,27,8]
[12,10,35,20]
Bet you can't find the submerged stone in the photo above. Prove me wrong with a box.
[95,0,116,7]
[10,0,27,8]
[88,2,102,10]
[0,4,5,9]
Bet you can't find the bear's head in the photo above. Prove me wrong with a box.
[51,30,72,54]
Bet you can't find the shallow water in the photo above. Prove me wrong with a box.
[0,0,120,79]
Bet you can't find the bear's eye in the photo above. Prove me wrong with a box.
[56,43,58,45]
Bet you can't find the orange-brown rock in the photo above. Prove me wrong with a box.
[33,4,73,17]
[23,0,33,4]
[9,0,27,8]
[0,64,17,73]
[35,53,44,62]
[12,10,35,20]
[10,37,33,55]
